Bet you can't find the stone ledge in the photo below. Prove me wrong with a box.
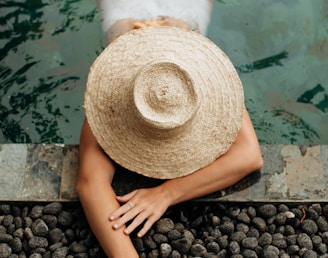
[0,144,327,202]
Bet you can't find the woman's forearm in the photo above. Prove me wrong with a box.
[159,110,263,206]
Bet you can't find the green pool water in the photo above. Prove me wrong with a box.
[0,0,327,144]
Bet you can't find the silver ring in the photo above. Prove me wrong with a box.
[127,201,134,209]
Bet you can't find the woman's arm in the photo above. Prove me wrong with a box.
[109,109,263,237]
[77,118,139,258]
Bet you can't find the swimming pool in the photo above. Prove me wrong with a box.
[1,0,327,144]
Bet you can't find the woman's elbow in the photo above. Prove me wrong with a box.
[247,145,264,173]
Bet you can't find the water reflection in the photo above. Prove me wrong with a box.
[0,0,104,143]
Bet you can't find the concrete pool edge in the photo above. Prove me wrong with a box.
[0,144,327,202]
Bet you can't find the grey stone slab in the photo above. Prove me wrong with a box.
[1,144,328,202]
[60,145,79,200]
[0,144,27,199]
[254,144,288,200]
[21,144,64,200]
[282,145,327,200]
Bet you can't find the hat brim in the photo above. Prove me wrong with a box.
[85,26,244,179]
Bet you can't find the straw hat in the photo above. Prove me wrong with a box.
[84,26,244,179]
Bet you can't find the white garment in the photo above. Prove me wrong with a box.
[98,0,212,35]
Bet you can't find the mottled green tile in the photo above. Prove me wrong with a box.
[21,144,64,200]
[0,144,27,199]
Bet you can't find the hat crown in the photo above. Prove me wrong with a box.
[134,61,199,130]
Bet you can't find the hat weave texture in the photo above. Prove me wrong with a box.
[84,26,244,179]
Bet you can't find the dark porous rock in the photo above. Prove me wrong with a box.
[230,231,246,243]
[306,208,319,221]
[275,212,287,225]
[52,247,69,258]
[57,211,75,227]
[297,233,313,250]
[247,229,260,239]
[301,219,318,235]
[258,204,277,218]
[203,252,218,258]
[43,203,63,215]
[206,241,220,253]
[132,237,145,252]
[9,237,22,253]
[303,249,318,258]
[31,219,48,237]
[237,211,251,224]
[41,215,57,229]
[287,244,300,255]
[0,233,13,243]
[155,218,174,234]
[247,207,257,219]
[29,206,43,219]
[28,236,48,249]
[182,230,195,242]
[229,241,240,255]
[236,223,249,234]
[323,204,328,218]
[191,216,203,228]
[311,235,322,248]
[171,238,192,254]
[69,242,87,254]
[148,249,159,258]
[153,233,168,244]
[322,231,328,244]
[23,217,33,228]
[218,235,229,249]
[159,243,172,258]
[24,228,33,240]
[0,225,6,234]
[317,243,328,254]
[167,229,181,240]
[217,249,227,258]
[190,243,207,257]
[29,254,42,258]
[49,228,63,244]
[284,224,295,235]
[242,248,258,258]
[277,204,289,213]
[0,243,12,257]
[286,234,297,245]
[49,242,63,252]
[14,217,22,229]
[228,207,240,218]
[258,232,272,246]
[65,229,75,242]
[219,221,234,235]
[3,215,14,227]
[0,205,11,215]
[318,216,328,232]
[74,253,88,258]
[143,235,157,249]
[252,217,267,232]
[242,237,258,250]
[272,233,287,249]
[262,245,280,258]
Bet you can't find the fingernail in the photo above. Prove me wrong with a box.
[113,223,119,229]
[109,215,114,221]
[124,229,129,234]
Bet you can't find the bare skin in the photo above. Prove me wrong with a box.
[77,17,263,258]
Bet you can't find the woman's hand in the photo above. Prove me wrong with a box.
[109,186,171,238]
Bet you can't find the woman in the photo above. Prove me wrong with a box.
[77,1,263,257]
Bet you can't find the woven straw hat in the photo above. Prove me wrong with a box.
[84,26,244,179]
